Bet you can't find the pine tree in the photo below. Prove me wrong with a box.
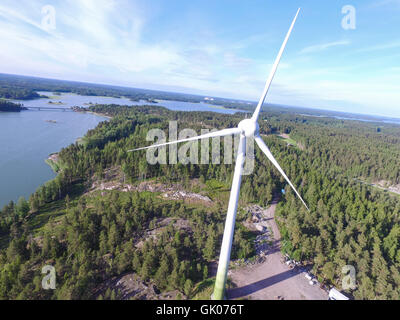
[184,279,193,296]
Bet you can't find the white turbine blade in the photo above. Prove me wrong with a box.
[255,135,309,211]
[213,134,246,299]
[252,8,300,121]
[128,127,241,152]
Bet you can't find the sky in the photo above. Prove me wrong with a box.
[0,0,399,117]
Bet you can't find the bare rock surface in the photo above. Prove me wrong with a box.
[135,217,191,249]
[90,168,212,204]
[94,273,185,300]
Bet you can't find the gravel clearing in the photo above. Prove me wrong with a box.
[228,198,328,300]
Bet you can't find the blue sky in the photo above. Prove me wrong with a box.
[0,0,399,117]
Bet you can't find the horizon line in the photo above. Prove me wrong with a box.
[1,71,399,122]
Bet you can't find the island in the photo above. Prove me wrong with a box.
[0,100,27,112]
[48,100,64,105]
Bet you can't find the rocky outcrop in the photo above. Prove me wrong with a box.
[94,273,185,300]
[91,178,212,204]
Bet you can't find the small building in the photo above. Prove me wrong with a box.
[328,288,349,300]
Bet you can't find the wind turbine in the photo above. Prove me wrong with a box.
[128,8,309,300]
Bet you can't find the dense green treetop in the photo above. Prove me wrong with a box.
[0,103,399,299]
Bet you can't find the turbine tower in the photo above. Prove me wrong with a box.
[129,8,309,300]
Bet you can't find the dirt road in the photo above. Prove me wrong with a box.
[228,199,328,300]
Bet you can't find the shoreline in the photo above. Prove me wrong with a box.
[83,110,113,119]
[45,153,61,173]
[44,111,111,173]
[1,94,114,208]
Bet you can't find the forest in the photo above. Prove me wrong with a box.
[0,73,215,104]
[2,72,394,125]
[0,100,27,112]
[0,102,399,299]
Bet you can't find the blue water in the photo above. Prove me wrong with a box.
[148,100,244,114]
[0,109,108,207]
[0,92,244,208]
[298,113,400,125]
[18,91,245,115]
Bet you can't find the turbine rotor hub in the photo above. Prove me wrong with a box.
[238,119,259,138]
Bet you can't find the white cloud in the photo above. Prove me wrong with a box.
[0,1,181,75]
[0,1,399,117]
[300,40,350,54]
[0,4,48,33]
[357,41,400,53]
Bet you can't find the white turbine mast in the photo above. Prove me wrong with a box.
[128,8,308,300]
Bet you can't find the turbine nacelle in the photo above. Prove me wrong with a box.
[238,119,259,138]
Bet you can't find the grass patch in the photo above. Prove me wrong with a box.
[28,183,85,233]
[29,200,66,232]
[205,179,228,191]
[277,134,298,148]
[205,179,230,201]
[192,278,215,300]
[45,159,61,173]
[76,137,85,146]
[45,153,67,173]
[191,278,236,300]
